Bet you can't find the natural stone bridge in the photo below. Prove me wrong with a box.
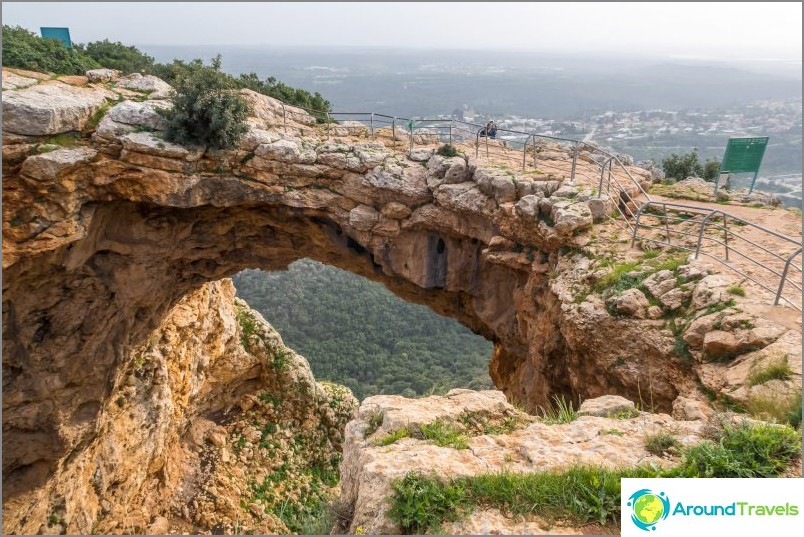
[3,70,799,516]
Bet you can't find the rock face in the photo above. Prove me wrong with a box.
[1,279,356,534]
[3,71,801,533]
[340,392,706,534]
[2,80,112,135]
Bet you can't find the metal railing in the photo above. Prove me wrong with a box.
[275,102,802,310]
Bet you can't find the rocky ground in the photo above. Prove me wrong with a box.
[2,66,802,535]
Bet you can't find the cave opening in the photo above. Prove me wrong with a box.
[231,260,494,401]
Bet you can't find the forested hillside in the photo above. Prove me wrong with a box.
[233,261,493,400]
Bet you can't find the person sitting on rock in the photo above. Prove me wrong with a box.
[488,121,498,139]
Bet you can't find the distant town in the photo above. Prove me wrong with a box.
[449,97,803,206]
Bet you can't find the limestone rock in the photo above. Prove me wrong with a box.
[577,395,637,418]
[119,131,200,159]
[349,204,380,232]
[612,288,650,318]
[106,100,170,131]
[95,115,136,141]
[255,139,316,164]
[642,270,676,298]
[671,396,713,421]
[2,69,39,90]
[20,147,98,182]
[407,148,433,162]
[380,201,411,220]
[551,200,593,236]
[86,69,120,83]
[116,73,172,94]
[659,287,689,311]
[515,195,541,219]
[703,330,741,360]
[586,197,611,223]
[691,275,731,309]
[2,81,110,135]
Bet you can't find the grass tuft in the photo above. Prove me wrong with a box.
[727,284,746,297]
[644,432,681,456]
[539,394,578,424]
[748,356,792,386]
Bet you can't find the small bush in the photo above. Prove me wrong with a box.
[160,56,251,150]
[748,357,792,386]
[388,473,470,534]
[2,25,100,74]
[645,432,681,456]
[363,408,384,438]
[79,39,155,74]
[672,420,801,477]
[436,144,460,158]
[727,284,746,297]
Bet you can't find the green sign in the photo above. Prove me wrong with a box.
[715,136,769,193]
[40,27,72,49]
[720,137,768,173]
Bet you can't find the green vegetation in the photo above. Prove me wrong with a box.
[232,261,493,400]
[661,150,704,181]
[748,357,792,386]
[601,428,623,436]
[745,393,801,426]
[727,284,746,296]
[372,420,470,449]
[669,420,800,477]
[236,305,259,349]
[436,144,461,158]
[593,261,641,294]
[372,427,411,447]
[160,56,251,149]
[644,432,680,456]
[2,25,100,74]
[364,408,384,438]
[420,421,470,449]
[78,39,155,73]
[389,420,801,532]
[538,394,577,424]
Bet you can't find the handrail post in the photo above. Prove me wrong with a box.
[695,212,714,259]
[522,135,529,171]
[392,117,397,149]
[326,111,331,136]
[485,130,489,157]
[475,130,480,159]
[723,214,729,261]
[449,120,453,145]
[409,120,414,152]
[631,203,647,247]
[570,141,579,184]
[598,159,606,198]
[775,248,802,305]
[280,103,287,133]
[664,203,671,243]
[370,113,375,139]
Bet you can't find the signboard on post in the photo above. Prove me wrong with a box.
[715,136,769,194]
[40,27,72,48]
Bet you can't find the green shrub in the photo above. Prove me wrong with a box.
[388,473,470,534]
[662,150,704,181]
[703,159,721,181]
[2,25,100,74]
[727,284,746,297]
[436,144,460,158]
[671,421,801,477]
[644,432,681,456]
[371,427,411,447]
[748,357,792,386]
[160,56,251,150]
[79,39,154,74]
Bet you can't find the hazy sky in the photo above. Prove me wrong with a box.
[3,2,802,61]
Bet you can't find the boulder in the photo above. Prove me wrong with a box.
[85,69,120,83]
[119,131,203,160]
[703,331,741,360]
[613,288,650,318]
[380,201,411,220]
[515,195,541,219]
[2,82,110,135]
[577,395,638,418]
[659,287,689,311]
[349,204,379,232]
[255,139,316,164]
[95,116,136,141]
[20,147,98,182]
[642,270,676,298]
[690,275,730,310]
[2,70,39,90]
[116,73,172,94]
[407,148,433,162]
[551,199,593,236]
[586,197,611,222]
[106,100,170,131]
[671,396,713,421]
